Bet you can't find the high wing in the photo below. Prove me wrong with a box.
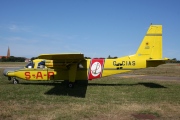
[38,53,84,60]
[38,53,85,67]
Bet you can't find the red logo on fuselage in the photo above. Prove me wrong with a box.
[88,58,105,80]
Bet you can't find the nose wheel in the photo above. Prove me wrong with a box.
[13,78,19,84]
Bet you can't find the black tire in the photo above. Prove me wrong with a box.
[13,79,19,84]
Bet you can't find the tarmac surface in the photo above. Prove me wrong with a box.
[0,67,20,68]
[114,74,180,81]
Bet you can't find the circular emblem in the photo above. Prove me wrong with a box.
[91,62,102,77]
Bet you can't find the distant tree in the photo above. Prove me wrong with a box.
[8,56,16,62]
[1,56,25,62]
[172,58,177,61]
[107,55,117,59]
[166,58,180,63]
[15,57,26,62]
[171,58,177,63]
[1,57,7,62]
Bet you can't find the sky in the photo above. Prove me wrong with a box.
[0,0,180,60]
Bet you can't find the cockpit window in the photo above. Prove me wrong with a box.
[37,61,45,68]
[25,62,34,68]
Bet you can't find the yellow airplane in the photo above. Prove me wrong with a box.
[3,24,169,87]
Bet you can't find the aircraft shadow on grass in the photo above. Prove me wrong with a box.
[88,82,167,88]
[21,81,167,98]
[22,80,88,98]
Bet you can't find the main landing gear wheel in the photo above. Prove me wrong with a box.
[68,82,74,88]
[13,78,19,84]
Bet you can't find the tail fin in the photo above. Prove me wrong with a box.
[136,25,162,59]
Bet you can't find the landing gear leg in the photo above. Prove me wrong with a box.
[13,78,19,84]
[8,77,11,81]
[68,63,77,88]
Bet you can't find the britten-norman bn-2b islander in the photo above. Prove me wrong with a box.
[3,24,169,88]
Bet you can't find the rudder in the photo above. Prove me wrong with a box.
[136,25,162,59]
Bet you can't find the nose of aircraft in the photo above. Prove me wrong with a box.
[3,68,9,76]
[3,67,21,76]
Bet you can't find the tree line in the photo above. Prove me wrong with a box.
[167,58,180,63]
[0,56,26,62]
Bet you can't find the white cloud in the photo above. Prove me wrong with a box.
[8,24,32,32]
[9,25,18,32]
[1,36,41,46]
[5,37,24,41]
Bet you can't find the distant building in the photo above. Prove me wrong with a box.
[7,46,10,58]
[0,47,10,59]
[25,58,31,62]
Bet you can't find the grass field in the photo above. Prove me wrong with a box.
[0,63,180,120]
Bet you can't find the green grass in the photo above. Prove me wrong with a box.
[129,63,180,77]
[0,63,180,120]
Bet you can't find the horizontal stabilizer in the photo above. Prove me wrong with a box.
[146,58,169,67]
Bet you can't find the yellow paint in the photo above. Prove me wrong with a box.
[5,24,169,83]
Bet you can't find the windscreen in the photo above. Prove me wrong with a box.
[25,62,34,68]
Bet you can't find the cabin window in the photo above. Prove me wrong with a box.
[25,62,34,68]
[37,61,45,68]
[78,63,84,68]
